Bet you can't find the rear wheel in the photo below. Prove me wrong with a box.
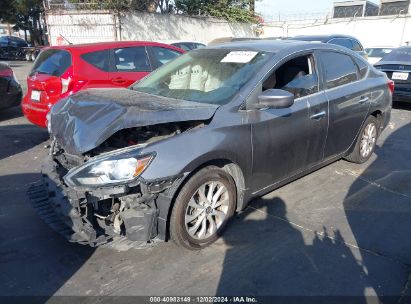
[170,166,236,250]
[345,116,379,164]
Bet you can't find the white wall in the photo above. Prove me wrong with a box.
[262,14,411,47]
[46,10,256,46]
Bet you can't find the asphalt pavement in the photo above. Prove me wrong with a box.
[0,61,410,302]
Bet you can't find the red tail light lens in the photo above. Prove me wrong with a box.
[388,80,395,94]
[0,68,13,77]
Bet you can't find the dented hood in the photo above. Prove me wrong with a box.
[50,88,219,155]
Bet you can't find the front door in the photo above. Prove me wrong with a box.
[249,52,329,193]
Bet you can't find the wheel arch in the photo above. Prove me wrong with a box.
[163,158,246,241]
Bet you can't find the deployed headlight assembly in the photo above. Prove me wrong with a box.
[64,150,155,188]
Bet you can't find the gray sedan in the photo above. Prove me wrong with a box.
[32,40,392,250]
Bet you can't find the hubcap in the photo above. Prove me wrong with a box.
[185,181,230,240]
[360,122,377,158]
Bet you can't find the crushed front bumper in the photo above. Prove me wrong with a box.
[29,155,178,247]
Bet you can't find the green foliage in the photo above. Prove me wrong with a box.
[0,0,45,45]
[175,0,258,23]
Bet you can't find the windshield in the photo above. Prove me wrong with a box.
[31,49,71,77]
[381,48,411,61]
[131,49,270,105]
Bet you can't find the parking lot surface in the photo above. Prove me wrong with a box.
[1,61,410,301]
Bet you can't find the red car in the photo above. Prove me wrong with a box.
[22,41,184,128]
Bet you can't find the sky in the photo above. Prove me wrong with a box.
[256,0,379,20]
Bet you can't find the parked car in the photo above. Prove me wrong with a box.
[0,63,22,110]
[0,35,28,60]
[374,46,411,103]
[365,47,394,64]
[22,41,185,128]
[31,40,392,250]
[289,34,368,59]
[170,41,206,51]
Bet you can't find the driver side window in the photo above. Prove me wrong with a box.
[262,54,319,99]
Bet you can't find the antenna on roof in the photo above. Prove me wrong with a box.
[59,34,72,45]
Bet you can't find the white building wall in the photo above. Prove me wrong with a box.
[46,11,256,46]
[262,15,411,47]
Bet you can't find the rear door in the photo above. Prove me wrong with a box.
[319,51,371,158]
[109,46,152,87]
[78,49,110,89]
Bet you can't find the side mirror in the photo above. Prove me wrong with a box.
[257,89,294,109]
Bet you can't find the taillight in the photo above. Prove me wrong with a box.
[388,80,395,94]
[0,68,13,77]
[61,78,70,94]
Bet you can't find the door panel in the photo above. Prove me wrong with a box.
[250,92,328,193]
[323,82,370,157]
[319,51,371,158]
[110,46,152,87]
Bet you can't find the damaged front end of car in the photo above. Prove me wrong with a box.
[29,88,218,246]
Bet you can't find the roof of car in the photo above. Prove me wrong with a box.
[47,41,185,53]
[290,34,360,42]
[208,39,331,53]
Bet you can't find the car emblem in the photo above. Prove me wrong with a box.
[399,66,405,70]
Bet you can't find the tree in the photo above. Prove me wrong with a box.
[0,0,45,45]
[175,0,258,22]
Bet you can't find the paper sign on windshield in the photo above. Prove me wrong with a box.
[221,51,258,63]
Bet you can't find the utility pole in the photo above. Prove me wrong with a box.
[250,0,255,14]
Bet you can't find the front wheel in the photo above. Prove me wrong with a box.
[170,166,236,250]
[345,116,379,164]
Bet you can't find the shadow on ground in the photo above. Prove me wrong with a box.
[0,173,95,298]
[0,123,48,160]
[343,121,411,302]
[216,121,411,302]
[0,106,24,122]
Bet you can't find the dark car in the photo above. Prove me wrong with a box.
[31,40,392,250]
[170,41,206,51]
[0,63,22,110]
[374,46,411,103]
[289,34,368,59]
[0,36,28,60]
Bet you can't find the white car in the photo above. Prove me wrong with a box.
[365,47,394,64]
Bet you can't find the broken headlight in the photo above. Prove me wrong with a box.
[64,150,154,187]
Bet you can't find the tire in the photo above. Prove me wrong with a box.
[345,115,380,164]
[170,166,237,250]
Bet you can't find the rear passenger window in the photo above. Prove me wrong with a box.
[114,47,151,72]
[151,47,181,66]
[81,50,110,72]
[321,52,359,89]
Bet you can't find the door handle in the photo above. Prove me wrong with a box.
[112,77,127,84]
[359,96,369,104]
[310,111,326,120]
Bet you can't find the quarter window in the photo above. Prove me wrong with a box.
[114,47,151,72]
[81,50,110,72]
[351,40,363,52]
[321,51,359,89]
[151,47,181,66]
[329,38,353,50]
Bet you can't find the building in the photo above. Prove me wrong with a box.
[333,0,379,18]
[379,0,410,15]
